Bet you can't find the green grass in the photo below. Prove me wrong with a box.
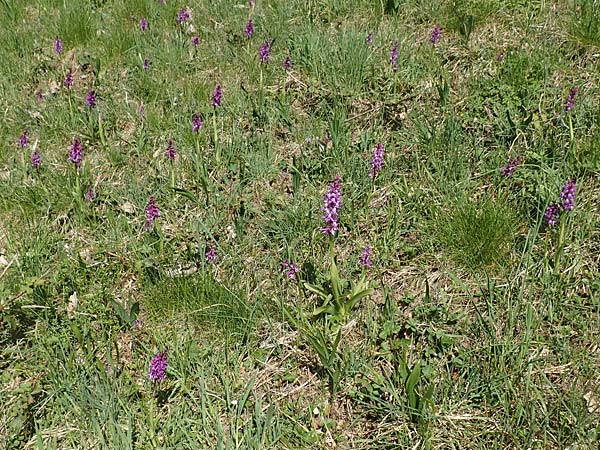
[431,190,521,273]
[1,0,599,449]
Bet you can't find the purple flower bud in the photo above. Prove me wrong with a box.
[54,36,63,55]
[205,246,217,263]
[192,114,203,133]
[359,246,372,268]
[149,349,168,382]
[565,87,578,112]
[244,19,254,39]
[560,179,576,211]
[191,35,199,46]
[321,175,342,236]
[36,89,44,100]
[177,8,190,25]
[85,187,96,202]
[369,143,384,179]
[544,203,560,227]
[366,32,374,46]
[65,69,73,88]
[282,55,292,71]
[390,40,399,72]
[211,84,222,107]
[31,150,41,169]
[143,58,150,70]
[18,128,28,148]
[165,139,177,160]
[249,0,255,7]
[259,39,273,64]
[85,90,96,108]
[145,196,161,230]
[282,260,299,279]
[69,137,84,168]
[500,156,522,177]
[139,17,148,31]
[431,26,441,45]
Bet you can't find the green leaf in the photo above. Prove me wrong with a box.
[236,376,256,416]
[303,282,330,299]
[129,302,140,325]
[111,299,128,324]
[283,305,299,329]
[423,384,434,403]
[330,328,343,358]
[70,322,82,344]
[306,332,331,367]
[408,390,417,410]
[173,187,200,204]
[447,271,470,295]
[406,362,421,396]
[346,287,374,311]
[312,302,334,317]
[330,255,342,300]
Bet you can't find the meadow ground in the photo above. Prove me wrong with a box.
[1,0,599,449]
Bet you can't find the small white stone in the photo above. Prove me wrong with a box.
[67,292,78,319]
[120,201,136,214]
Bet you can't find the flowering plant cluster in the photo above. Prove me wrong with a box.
[245,19,254,39]
[282,260,299,279]
[544,179,577,227]
[282,56,292,71]
[192,114,203,133]
[431,26,441,45]
[259,39,273,64]
[177,8,190,25]
[205,246,217,263]
[65,69,73,88]
[149,349,168,382]
[359,246,372,268]
[10,0,590,407]
[18,128,28,148]
[31,150,42,169]
[164,139,177,161]
[369,143,385,179]
[85,90,96,108]
[145,196,161,230]
[211,85,222,107]
[565,87,578,112]
[321,176,342,236]
[500,157,522,177]
[69,137,84,168]
[54,36,63,55]
[390,41,399,71]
